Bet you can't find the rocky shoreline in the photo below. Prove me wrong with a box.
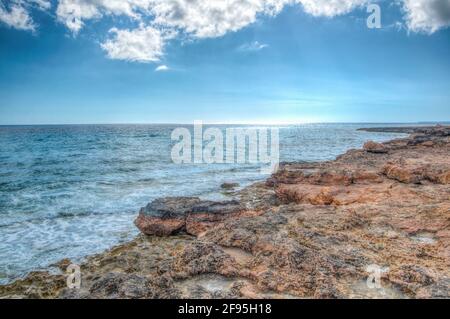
[1,126,449,299]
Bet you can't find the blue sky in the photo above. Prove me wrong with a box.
[0,0,449,124]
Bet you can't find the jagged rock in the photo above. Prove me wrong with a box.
[267,166,382,187]
[140,197,202,217]
[170,242,239,278]
[0,271,66,299]
[416,278,450,299]
[424,168,450,185]
[382,162,450,185]
[135,197,246,237]
[388,265,435,295]
[364,141,388,154]
[135,214,186,236]
[86,272,178,299]
[382,163,423,184]
[134,197,199,236]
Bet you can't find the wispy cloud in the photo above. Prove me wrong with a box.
[155,65,169,72]
[0,2,35,31]
[237,41,269,52]
[0,0,51,31]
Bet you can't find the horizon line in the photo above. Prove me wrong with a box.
[0,121,449,127]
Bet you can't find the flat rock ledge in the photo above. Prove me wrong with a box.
[134,197,254,237]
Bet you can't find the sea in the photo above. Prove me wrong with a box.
[0,123,409,284]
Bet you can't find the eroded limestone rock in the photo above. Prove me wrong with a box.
[135,197,246,236]
[2,126,449,299]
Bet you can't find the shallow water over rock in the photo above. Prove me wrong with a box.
[410,232,437,245]
[348,280,408,299]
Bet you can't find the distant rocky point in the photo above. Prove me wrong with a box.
[358,125,450,134]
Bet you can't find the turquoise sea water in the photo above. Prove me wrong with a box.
[0,124,407,284]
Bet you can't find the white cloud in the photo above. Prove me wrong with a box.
[0,0,51,31]
[155,65,169,72]
[31,0,52,11]
[298,0,367,17]
[51,0,450,63]
[238,41,269,52]
[54,0,293,36]
[101,25,168,63]
[1,0,373,35]
[54,0,373,36]
[147,0,293,39]
[401,0,450,34]
[0,2,35,31]
[58,0,294,61]
[56,0,102,34]
[2,0,450,63]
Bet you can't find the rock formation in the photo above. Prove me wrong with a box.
[134,197,249,237]
[363,140,388,154]
[1,126,449,299]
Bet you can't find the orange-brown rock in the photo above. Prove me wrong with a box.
[364,140,388,153]
[135,214,185,236]
[1,125,449,299]
[134,197,200,236]
[134,197,247,237]
[382,163,423,184]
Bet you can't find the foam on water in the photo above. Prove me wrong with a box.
[0,124,407,284]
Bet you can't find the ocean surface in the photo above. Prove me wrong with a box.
[0,124,408,284]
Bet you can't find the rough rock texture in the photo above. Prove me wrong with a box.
[134,197,247,237]
[1,126,449,299]
[364,141,388,154]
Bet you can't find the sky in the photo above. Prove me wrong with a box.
[0,0,449,125]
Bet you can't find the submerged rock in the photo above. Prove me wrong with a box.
[221,182,240,190]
